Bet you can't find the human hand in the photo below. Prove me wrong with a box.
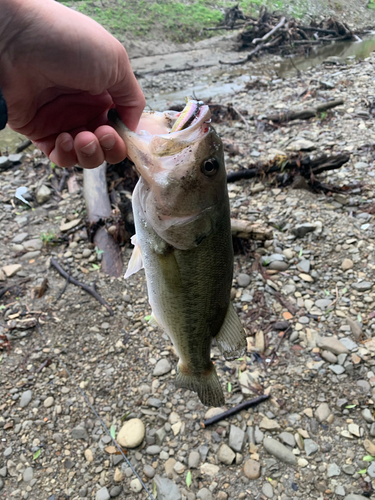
[0,0,145,168]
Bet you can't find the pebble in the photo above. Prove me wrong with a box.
[153,358,172,376]
[328,463,340,477]
[268,260,289,271]
[340,337,358,352]
[315,403,330,422]
[109,485,122,497]
[60,219,81,232]
[146,445,161,455]
[117,419,145,448]
[229,425,245,452]
[23,467,33,482]
[188,451,200,469]
[279,431,295,447]
[343,496,369,500]
[329,364,345,375]
[367,462,375,478]
[237,273,251,287]
[143,464,155,478]
[243,459,261,479]
[36,185,51,204]
[197,488,213,500]
[259,416,280,430]
[3,447,11,457]
[315,299,332,310]
[84,449,94,462]
[262,482,274,499]
[154,475,181,500]
[43,396,54,408]
[362,409,374,423]
[263,437,297,465]
[351,281,373,292]
[321,350,337,364]
[96,487,110,500]
[291,223,316,238]
[346,317,362,340]
[342,258,353,270]
[130,478,143,493]
[71,426,88,440]
[317,337,349,355]
[304,439,319,456]
[217,444,235,465]
[297,260,310,273]
[20,390,32,408]
[2,264,22,277]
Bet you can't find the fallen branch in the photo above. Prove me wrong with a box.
[252,16,285,44]
[50,258,114,315]
[16,139,32,153]
[265,99,344,123]
[231,219,273,241]
[201,394,270,427]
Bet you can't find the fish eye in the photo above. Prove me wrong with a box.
[201,158,219,177]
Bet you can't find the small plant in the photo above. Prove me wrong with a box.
[40,231,56,246]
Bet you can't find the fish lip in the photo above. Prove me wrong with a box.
[161,104,211,139]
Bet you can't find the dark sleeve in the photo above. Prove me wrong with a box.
[0,86,8,130]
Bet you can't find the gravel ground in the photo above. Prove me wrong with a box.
[1,47,375,500]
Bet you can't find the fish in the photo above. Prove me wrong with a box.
[108,98,246,407]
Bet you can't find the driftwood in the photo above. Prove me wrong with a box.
[265,99,344,123]
[231,219,272,241]
[227,153,350,192]
[83,162,123,278]
[252,16,285,44]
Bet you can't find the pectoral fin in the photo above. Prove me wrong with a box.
[124,234,144,279]
[215,304,246,360]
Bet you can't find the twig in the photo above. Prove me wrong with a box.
[16,139,32,153]
[268,325,292,366]
[231,105,250,130]
[57,169,69,193]
[50,258,114,315]
[274,292,298,316]
[201,394,270,427]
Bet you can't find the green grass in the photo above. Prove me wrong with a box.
[58,0,309,42]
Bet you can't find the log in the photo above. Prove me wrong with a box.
[252,16,286,44]
[83,162,123,278]
[231,219,273,241]
[264,99,344,123]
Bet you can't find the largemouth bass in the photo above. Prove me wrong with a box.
[109,99,246,407]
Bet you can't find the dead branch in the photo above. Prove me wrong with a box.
[265,99,344,123]
[16,139,32,153]
[50,257,114,315]
[252,16,286,44]
[201,394,270,427]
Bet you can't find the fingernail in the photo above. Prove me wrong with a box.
[61,138,73,153]
[80,140,97,156]
[99,134,116,150]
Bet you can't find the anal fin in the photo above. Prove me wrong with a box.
[124,234,144,279]
[215,303,246,360]
[175,362,224,407]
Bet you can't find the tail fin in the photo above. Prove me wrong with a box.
[175,363,225,407]
[215,303,246,360]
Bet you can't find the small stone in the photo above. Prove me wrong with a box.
[291,223,316,238]
[154,475,181,500]
[20,390,32,408]
[12,232,28,244]
[130,479,143,493]
[362,409,374,423]
[336,485,346,497]
[96,487,110,500]
[109,485,122,498]
[329,364,345,375]
[263,438,297,465]
[352,281,373,292]
[346,317,362,340]
[3,447,12,457]
[317,337,349,355]
[217,444,235,465]
[71,426,88,440]
[0,156,11,169]
[268,261,289,271]
[197,488,212,500]
[297,260,310,273]
[60,219,81,232]
[200,463,219,476]
[114,468,123,482]
[2,264,22,277]
[340,337,358,352]
[117,419,145,448]
[315,403,330,422]
[146,445,161,455]
[367,462,375,478]
[363,439,375,456]
[84,449,94,462]
[343,496,369,500]
[23,239,43,251]
[188,451,200,469]
[298,458,308,467]
[153,358,172,376]
[173,461,185,474]
[315,299,332,310]
[143,464,155,478]
[229,425,245,452]
[304,439,319,456]
[82,248,92,258]
[321,350,337,364]
[328,463,340,477]
[259,416,280,431]
[243,459,260,479]
[279,432,295,448]
[342,464,356,475]
[262,482,273,499]
[36,185,51,204]
[23,467,33,482]
[342,259,353,270]
[237,273,251,287]
[43,396,54,408]
[288,139,316,152]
